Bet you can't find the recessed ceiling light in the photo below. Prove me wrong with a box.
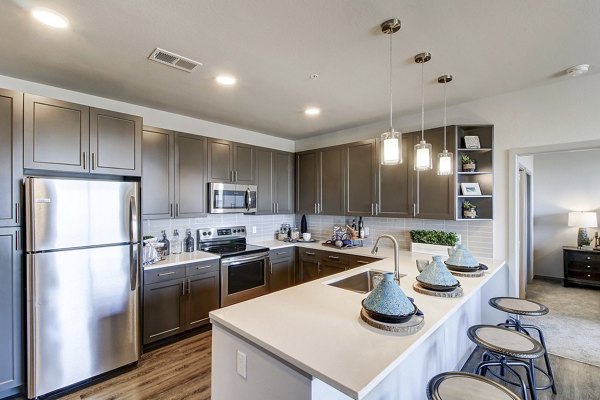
[31,7,69,28]
[216,74,237,86]
[566,64,590,77]
[304,107,321,116]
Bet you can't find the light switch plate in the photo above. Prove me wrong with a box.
[252,226,257,234]
[236,350,247,378]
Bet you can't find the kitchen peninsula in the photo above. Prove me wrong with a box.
[210,244,508,400]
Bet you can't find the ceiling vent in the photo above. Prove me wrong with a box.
[148,48,202,72]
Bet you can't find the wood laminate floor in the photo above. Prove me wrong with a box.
[57,331,212,400]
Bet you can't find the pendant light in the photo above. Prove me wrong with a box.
[414,52,432,171]
[379,18,402,165]
[437,75,454,175]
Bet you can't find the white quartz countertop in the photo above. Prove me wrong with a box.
[143,250,220,270]
[210,247,506,399]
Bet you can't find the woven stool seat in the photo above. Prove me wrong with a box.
[427,372,521,400]
[489,297,549,316]
[468,325,545,359]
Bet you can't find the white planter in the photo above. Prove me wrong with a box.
[410,242,454,256]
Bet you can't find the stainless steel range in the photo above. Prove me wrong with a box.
[197,226,269,307]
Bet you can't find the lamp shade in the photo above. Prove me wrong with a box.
[568,211,598,228]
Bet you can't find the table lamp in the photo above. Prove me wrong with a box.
[568,211,598,247]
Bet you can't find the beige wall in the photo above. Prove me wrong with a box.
[296,73,600,261]
[533,150,600,278]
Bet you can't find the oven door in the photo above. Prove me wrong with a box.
[221,252,269,307]
[209,183,257,214]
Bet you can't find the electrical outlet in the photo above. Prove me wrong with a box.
[236,350,247,379]
[457,234,462,244]
[252,226,257,234]
[365,227,370,237]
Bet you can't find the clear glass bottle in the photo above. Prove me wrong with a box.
[170,229,182,254]
[184,229,194,252]
[158,230,170,256]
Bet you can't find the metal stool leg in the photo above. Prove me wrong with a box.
[475,358,529,400]
[521,324,558,394]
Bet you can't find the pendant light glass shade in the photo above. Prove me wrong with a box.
[414,52,432,171]
[379,18,402,166]
[415,140,432,170]
[381,129,402,165]
[437,74,454,176]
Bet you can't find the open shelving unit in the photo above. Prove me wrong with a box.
[455,125,494,220]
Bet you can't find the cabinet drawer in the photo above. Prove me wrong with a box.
[567,269,599,281]
[144,265,186,285]
[567,261,599,273]
[186,260,219,277]
[298,247,321,260]
[269,247,294,260]
[566,251,600,264]
[320,252,347,265]
[348,255,379,269]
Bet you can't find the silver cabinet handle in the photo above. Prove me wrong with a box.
[196,265,212,270]
[314,203,317,214]
[176,203,179,217]
[181,280,185,296]
[587,256,591,260]
[170,203,173,217]
[272,203,275,214]
[15,230,20,251]
[82,151,87,170]
[158,271,175,276]
[276,251,287,255]
[413,203,416,217]
[235,171,238,182]
[317,261,321,274]
[356,260,370,264]
[270,261,273,274]
[371,203,374,215]
[375,203,379,215]
[588,274,592,278]
[15,203,19,224]
[187,278,191,294]
[328,255,340,260]
[305,251,316,256]
[276,203,279,213]
[91,153,96,170]
[587,265,592,269]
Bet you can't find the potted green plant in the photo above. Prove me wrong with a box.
[463,200,477,219]
[410,229,459,256]
[461,155,476,172]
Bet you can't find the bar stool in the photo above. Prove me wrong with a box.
[467,325,547,400]
[489,297,557,394]
[427,372,521,400]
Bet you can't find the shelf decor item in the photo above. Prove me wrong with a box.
[461,182,482,196]
[437,75,454,175]
[464,135,481,149]
[461,155,476,172]
[378,18,402,166]
[463,200,477,218]
[414,52,433,171]
[568,211,598,248]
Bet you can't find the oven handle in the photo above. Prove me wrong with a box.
[222,253,269,266]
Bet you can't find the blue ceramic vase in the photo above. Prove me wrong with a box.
[416,256,458,286]
[446,244,479,268]
[363,272,414,316]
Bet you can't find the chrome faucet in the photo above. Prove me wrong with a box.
[371,234,400,282]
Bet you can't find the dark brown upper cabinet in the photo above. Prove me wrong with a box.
[256,148,294,215]
[376,133,414,218]
[24,94,141,176]
[345,139,377,216]
[207,139,255,184]
[0,89,23,228]
[142,127,206,219]
[296,146,345,215]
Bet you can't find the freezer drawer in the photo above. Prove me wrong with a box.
[27,245,139,398]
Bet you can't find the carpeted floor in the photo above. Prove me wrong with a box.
[523,278,600,367]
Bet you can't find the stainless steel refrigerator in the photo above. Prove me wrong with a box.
[25,177,140,398]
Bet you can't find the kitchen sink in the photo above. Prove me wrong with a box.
[327,269,406,294]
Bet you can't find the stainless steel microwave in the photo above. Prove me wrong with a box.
[208,183,257,214]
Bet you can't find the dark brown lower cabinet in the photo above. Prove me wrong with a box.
[268,248,294,292]
[143,260,219,345]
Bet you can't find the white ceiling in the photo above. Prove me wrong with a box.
[1,0,599,139]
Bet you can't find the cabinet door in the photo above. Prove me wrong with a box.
[90,108,142,176]
[273,152,294,214]
[414,127,456,220]
[377,134,414,217]
[319,147,345,215]
[143,278,185,344]
[296,152,318,214]
[269,256,294,292]
[299,259,320,283]
[346,140,376,216]
[234,143,255,184]
[208,139,233,182]
[24,94,89,173]
[0,89,23,228]
[255,149,274,214]
[142,127,174,219]
[175,133,207,218]
[319,262,346,278]
[0,228,23,392]
[185,270,220,329]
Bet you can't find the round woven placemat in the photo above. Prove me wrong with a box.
[359,308,425,334]
[413,282,464,298]
[450,269,485,278]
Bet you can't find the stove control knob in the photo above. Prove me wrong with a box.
[241,228,245,232]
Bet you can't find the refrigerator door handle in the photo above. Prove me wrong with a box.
[129,195,139,291]
[129,195,138,244]
[130,244,138,291]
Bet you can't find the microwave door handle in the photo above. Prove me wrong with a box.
[245,188,250,211]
